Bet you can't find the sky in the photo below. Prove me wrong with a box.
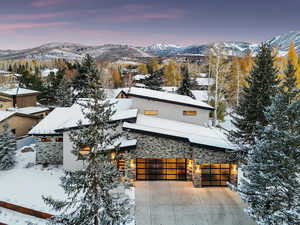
[0,0,299,49]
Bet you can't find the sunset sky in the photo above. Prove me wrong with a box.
[0,0,299,49]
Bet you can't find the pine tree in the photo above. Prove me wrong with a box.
[142,68,164,90]
[287,40,300,87]
[176,65,195,99]
[239,61,300,225]
[72,55,99,100]
[43,57,132,225]
[230,43,279,160]
[56,77,73,107]
[0,123,17,170]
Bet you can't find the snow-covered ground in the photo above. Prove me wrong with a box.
[0,144,135,225]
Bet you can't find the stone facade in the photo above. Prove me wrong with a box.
[126,132,234,187]
[35,136,63,165]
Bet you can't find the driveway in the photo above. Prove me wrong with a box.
[135,181,255,225]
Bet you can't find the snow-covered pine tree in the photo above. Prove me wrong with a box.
[239,61,300,225]
[72,54,99,100]
[176,65,196,99]
[43,55,132,225]
[142,68,164,90]
[230,43,279,160]
[0,123,17,170]
[55,76,73,107]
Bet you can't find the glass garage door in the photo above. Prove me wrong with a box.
[136,158,187,180]
[201,164,231,186]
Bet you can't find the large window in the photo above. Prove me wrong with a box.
[183,110,197,116]
[136,158,186,180]
[144,110,159,115]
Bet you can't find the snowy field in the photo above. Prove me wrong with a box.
[0,144,135,225]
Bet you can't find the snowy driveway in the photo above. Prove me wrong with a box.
[135,181,255,225]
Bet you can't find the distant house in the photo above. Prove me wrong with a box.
[30,87,238,188]
[0,87,50,137]
[0,88,40,110]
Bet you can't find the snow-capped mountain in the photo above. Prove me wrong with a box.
[0,31,299,61]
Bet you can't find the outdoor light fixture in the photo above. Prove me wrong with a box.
[130,159,135,168]
[195,165,201,173]
[111,152,116,160]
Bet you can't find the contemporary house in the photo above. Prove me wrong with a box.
[0,87,50,137]
[30,87,237,187]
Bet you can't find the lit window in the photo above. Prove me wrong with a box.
[79,146,91,155]
[183,110,197,116]
[55,137,63,142]
[144,110,159,115]
[41,137,51,142]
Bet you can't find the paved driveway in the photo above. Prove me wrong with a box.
[135,181,255,225]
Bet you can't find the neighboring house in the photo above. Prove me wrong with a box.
[0,111,40,137]
[30,87,238,188]
[0,88,40,109]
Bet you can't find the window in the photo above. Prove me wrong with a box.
[144,110,159,115]
[41,137,51,142]
[55,137,63,142]
[79,146,91,155]
[183,110,197,116]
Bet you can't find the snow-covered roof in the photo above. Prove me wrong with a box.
[7,107,50,115]
[123,115,236,150]
[133,74,150,81]
[104,88,129,99]
[0,111,16,122]
[30,99,137,135]
[127,87,214,110]
[0,88,39,96]
[196,78,215,86]
[41,68,58,77]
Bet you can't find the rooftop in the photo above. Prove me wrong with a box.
[127,87,214,110]
[123,115,236,150]
[0,88,39,96]
[7,107,50,115]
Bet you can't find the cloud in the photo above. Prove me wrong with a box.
[32,0,67,7]
[100,9,185,22]
[0,22,71,31]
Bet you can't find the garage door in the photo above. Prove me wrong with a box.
[136,158,187,180]
[201,164,231,186]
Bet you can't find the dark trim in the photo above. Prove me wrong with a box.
[127,93,214,111]
[0,92,39,97]
[124,127,232,152]
[120,145,136,151]
[30,133,62,137]
[54,116,137,133]
[0,112,39,123]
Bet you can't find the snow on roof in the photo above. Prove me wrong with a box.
[127,87,214,110]
[29,107,71,135]
[0,111,16,122]
[104,88,129,99]
[41,68,58,77]
[123,115,236,150]
[30,99,137,135]
[196,78,215,86]
[7,107,49,115]
[133,74,150,81]
[0,88,39,96]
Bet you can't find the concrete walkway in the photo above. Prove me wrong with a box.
[135,181,255,225]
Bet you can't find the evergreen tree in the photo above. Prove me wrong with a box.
[56,77,73,107]
[0,123,17,170]
[239,62,300,225]
[176,65,195,99]
[44,57,132,225]
[72,55,99,100]
[142,68,164,90]
[230,43,279,160]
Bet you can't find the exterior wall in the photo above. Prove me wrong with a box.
[0,99,13,111]
[35,136,63,164]
[127,132,232,187]
[16,95,37,108]
[0,115,38,137]
[63,131,85,170]
[128,96,211,126]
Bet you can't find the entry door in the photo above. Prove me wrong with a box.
[136,158,187,180]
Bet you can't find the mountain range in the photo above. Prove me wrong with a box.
[0,31,299,62]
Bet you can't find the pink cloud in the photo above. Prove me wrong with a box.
[32,0,67,7]
[100,9,185,22]
[0,10,96,21]
[0,22,71,31]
